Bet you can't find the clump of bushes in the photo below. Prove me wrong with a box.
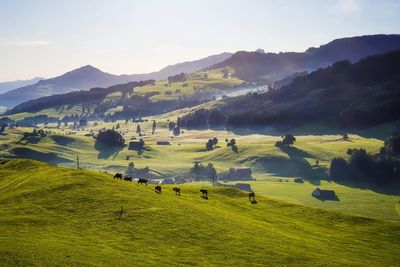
[226,138,238,153]
[329,132,400,185]
[96,129,125,147]
[206,137,218,151]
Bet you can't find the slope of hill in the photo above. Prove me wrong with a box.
[0,53,232,109]
[2,68,244,121]
[0,77,43,94]
[211,34,400,81]
[0,159,399,266]
[184,50,400,129]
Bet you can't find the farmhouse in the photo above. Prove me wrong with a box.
[157,140,172,145]
[312,188,337,199]
[228,167,253,180]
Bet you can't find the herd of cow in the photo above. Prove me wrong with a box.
[113,173,255,200]
[113,172,206,198]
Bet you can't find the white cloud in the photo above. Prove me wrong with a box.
[335,0,361,14]
[2,40,52,46]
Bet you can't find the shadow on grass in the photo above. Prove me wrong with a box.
[95,142,124,160]
[313,195,340,202]
[10,147,72,165]
[51,135,75,146]
[17,136,41,145]
[225,123,398,140]
[333,179,400,195]
[256,145,329,185]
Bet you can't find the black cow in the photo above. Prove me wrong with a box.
[173,187,181,195]
[200,189,208,199]
[124,176,133,182]
[155,185,162,193]
[114,173,123,179]
[137,178,148,185]
[249,191,255,200]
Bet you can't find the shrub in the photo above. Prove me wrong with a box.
[96,129,125,147]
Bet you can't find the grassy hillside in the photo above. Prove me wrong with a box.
[0,159,399,266]
[1,118,399,221]
[2,68,244,122]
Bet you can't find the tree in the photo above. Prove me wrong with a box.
[208,109,225,127]
[330,157,348,180]
[173,126,181,136]
[152,120,156,134]
[282,134,296,146]
[207,163,217,183]
[126,162,135,176]
[206,139,214,151]
[168,121,176,131]
[212,137,218,146]
[96,129,125,147]
[116,123,120,129]
[177,116,182,128]
[79,118,88,127]
[384,132,400,157]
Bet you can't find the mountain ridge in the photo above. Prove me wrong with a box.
[211,34,400,82]
[0,52,233,109]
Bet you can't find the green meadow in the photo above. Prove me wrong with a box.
[0,159,399,266]
[0,113,399,222]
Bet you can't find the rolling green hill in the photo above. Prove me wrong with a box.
[0,159,399,266]
[2,68,244,123]
[1,118,399,221]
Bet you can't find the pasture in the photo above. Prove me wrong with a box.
[0,159,399,266]
[0,115,399,221]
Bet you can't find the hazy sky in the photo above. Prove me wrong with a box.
[0,0,399,81]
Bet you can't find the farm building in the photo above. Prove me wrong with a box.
[128,140,145,150]
[157,140,172,145]
[312,188,337,200]
[228,167,253,180]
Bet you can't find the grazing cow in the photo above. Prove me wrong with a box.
[137,178,148,185]
[173,187,181,195]
[200,189,208,199]
[114,173,123,179]
[155,185,162,193]
[124,176,133,182]
[249,191,255,200]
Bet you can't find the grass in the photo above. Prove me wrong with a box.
[132,68,244,102]
[1,118,399,221]
[1,68,243,122]
[0,159,399,266]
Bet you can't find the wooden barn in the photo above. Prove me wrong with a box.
[157,140,172,145]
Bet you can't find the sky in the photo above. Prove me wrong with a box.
[0,0,399,81]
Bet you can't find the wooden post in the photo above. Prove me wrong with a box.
[118,206,123,220]
[76,156,80,170]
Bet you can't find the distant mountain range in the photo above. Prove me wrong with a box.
[2,34,400,113]
[0,77,44,94]
[211,34,400,82]
[0,52,233,109]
